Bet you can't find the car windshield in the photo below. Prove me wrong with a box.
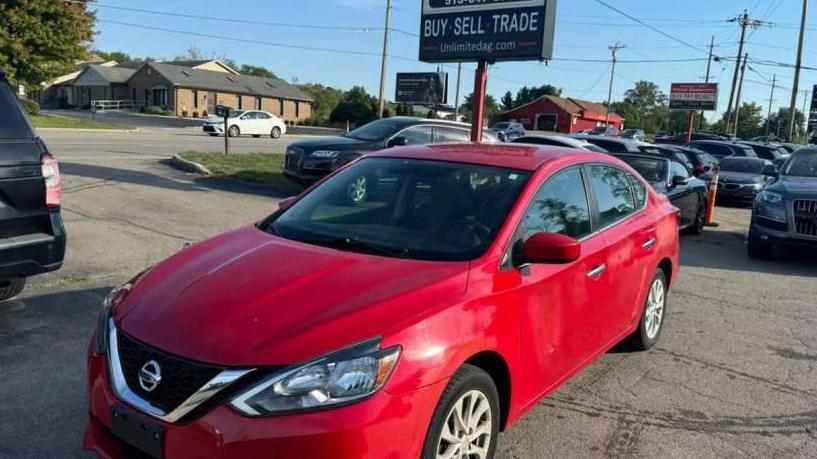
[617,156,667,184]
[491,122,510,129]
[719,158,764,174]
[344,118,406,141]
[781,151,817,177]
[267,158,531,261]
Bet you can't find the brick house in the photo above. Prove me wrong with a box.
[501,95,624,133]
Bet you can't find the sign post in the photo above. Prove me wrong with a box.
[419,0,557,142]
[808,84,817,141]
[216,104,231,155]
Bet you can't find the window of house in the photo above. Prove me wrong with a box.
[193,90,198,109]
[295,101,300,118]
[152,86,168,107]
[255,97,262,110]
[237,96,242,110]
[522,168,592,240]
[588,165,636,227]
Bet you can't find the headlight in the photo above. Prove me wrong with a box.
[760,190,783,203]
[751,183,763,191]
[311,150,340,159]
[94,268,151,354]
[231,338,400,416]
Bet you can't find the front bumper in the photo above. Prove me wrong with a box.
[84,346,445,459]
[716,185,759,205]
[749,219,817,249]
[0,210,66,279]
[203,125,224,134]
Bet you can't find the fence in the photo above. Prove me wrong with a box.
[90,100,146,113]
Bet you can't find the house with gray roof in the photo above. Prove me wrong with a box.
[72,64,138,108]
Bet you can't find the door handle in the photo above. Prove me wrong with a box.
[642,238,656,249]
[586,264,606,279]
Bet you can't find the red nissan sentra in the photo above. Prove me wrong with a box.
[85,144,679,459]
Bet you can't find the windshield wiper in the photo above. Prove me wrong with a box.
[324,237,412,258]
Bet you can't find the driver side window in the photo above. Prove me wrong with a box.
[522,168,592,240]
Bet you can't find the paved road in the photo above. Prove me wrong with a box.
[1,130,816,458]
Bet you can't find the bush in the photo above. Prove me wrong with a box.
[192,111,199,118]
[182,110,188,117]
[202,110,208,117]
[21,98,40,115]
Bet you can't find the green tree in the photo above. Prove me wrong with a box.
[513,84,561,107]
[500,91,515,111]
[765,107,805,139]
[0,0,96,86]
[461,92,501,125]
[621,81,669,134]
[330,86,378,125]
[299,83,344,123]
[714,102,765,138]
[239,64,277,79]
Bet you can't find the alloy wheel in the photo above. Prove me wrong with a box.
[435,390,493,459]
[644,277,665,339]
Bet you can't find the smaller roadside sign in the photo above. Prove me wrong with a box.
[395,72,448,104]
[215,105,231,118]
[669,83,718,111]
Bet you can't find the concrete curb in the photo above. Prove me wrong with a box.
[37,127,140,133]
[171,154,212,176]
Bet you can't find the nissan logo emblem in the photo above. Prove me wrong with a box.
[138,360,162,392]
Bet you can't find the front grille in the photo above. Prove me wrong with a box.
[793,200,817,236]
[203,125,215,132]
[117,331,225,413]
[719,182,741,190]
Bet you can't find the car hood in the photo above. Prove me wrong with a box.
[115,227,469,366]
[718,171,766,184]
[288,135,378,152]
[767,176,817,198]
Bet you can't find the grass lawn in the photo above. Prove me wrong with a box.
[179,151,295,189]
[31,114,123,130]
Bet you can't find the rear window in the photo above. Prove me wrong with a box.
[719,158,765,174]
[0,80,33,139]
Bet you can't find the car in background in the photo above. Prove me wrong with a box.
[283,117,498,185]
[569,134,641,153]
[487,121,525,141]
[687,140,757,160]
[622,129,646,142]
[638,144,718,183]
[613,153,708,234]
[749,147,817,258]
[589,125,620,136]
[85,144,679,459]
[715,157,774,206]
[653,131,730,145]
[778,143,802,154]
[0,69,66,302]
[655,130,673,141]
[203,110,287,138]
[737,141,790,168]
[511,134,608,152]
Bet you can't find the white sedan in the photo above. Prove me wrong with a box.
[203,110,287,138]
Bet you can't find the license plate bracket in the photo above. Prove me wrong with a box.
[111,404,164,459]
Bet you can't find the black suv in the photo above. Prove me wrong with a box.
[0,70,66,301]
[749,148,817,258]
[283,117,497,185]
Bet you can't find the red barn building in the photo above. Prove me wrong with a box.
[501,95,624,134]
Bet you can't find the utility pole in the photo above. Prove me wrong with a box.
[725,11,761,134]
[765,74,777,136]
[732,53,749,136]
[454,62,462,120]
[787,0,809,141]
[699,35,715,129]
[377,0,392,119]
[605,42,625,126]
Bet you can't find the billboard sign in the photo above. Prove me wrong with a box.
[669,83,719,111]
[809,84,817,133]
[395,72,448,104]
[419,0,557,63]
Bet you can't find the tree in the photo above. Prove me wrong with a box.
[621,81,669,134]
[299,83,344,123]
[766,107,805,139]
[239,64,277,79]
[94,50,137,63]
[0,0,96,86]
[330,86,379,125]
[460,92,501,125]
[500,91,515,111]
[714,102,764,138]
[513,84,561,108]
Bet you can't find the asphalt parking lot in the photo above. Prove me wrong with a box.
[1,129,816,458]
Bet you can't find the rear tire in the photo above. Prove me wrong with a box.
[0,278,26,302]
[422,364,500,459]
[748,236,772,259]
[686,201,706,235]
[627,269,667,351]
[271,126,282,139]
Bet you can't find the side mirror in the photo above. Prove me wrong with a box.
[671,175,689,186]
[278,196,296,210]
[762,164,779,176]
[522,232,581,264]
[387,136,408,147]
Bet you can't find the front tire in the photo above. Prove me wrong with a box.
[0,278,26,302]
[228,125,240,137]
[628,269,667,351]
[271,126,282,139]
[422,365,499,459]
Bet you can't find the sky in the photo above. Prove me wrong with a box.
[90,0,817,124]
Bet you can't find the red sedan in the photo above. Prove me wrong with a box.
[85,144,679,459]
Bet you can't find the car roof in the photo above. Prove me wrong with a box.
[514,134,592,146]
[613,152,670,163]
[371,143,610,171]
[719,156,768,163]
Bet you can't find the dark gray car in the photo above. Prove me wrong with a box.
[716,157,774,206]
[569,134,641,153]
[749,148,817,258]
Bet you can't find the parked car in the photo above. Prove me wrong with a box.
[715,157,774,206]
[621,129,646,142]
[589,125,620,136]
[613,153,708,234]
[283,117,498,185]
[736,141,790,168]
[654,131,731,145]
[749,148,817,258]
[778,143,803,154]
[569,134,641,153]
[487,121,525,141]
[202,110,287,138]
[638,144,718,183]
[654,130,673,140]
[687,140,757,160]
[0,70,66,302]
[85,144,679,459]
[511,134,608,152]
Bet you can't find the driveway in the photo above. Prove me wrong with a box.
[1,129,816,458]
